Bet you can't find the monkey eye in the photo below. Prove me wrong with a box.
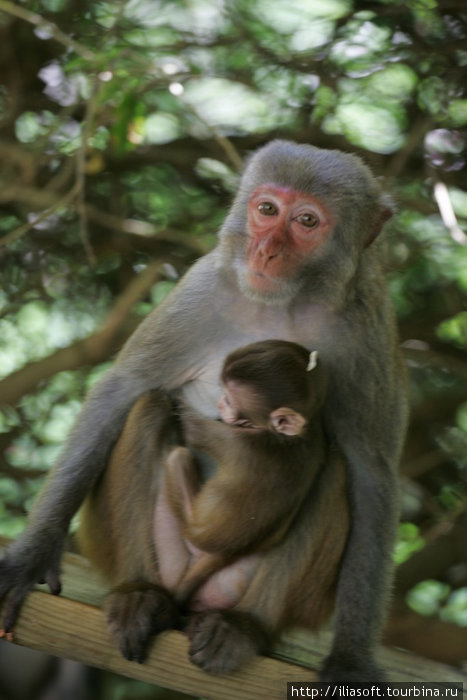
[235,418,255,428]
[258,201,277,216]
[296,213,319,228]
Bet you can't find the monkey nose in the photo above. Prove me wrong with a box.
[263,250,282,267]
[259,244,280,262]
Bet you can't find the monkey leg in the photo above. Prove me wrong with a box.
[243,451,348,623]
[174,552,228,606]
[164,445,200,522]
[156,445,205,595]
[78,391,182,662]
[161,446,233,605]
[187,610,269,675]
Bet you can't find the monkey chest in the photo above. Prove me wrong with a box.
[177,304,334,419]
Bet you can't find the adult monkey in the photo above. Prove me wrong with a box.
[0,140,408,681]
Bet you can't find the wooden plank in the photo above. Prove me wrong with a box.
[276,629,467,686]
[1,538,467,696]
[2,590,316,700]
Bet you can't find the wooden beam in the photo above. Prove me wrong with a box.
[1,539,466,698]
[0,539,319,698]
[5,590,315,700]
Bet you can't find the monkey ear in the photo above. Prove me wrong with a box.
[270,407,306,436]
[366,196,394,247]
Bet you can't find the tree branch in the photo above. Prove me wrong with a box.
[0,183,80,248]
[0,262,164,406]
[0,0,95,60]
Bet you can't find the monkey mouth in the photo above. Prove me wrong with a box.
[238,268,300,306]
[246,269,283,292]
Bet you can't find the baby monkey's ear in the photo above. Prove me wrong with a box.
[270,407,306,436]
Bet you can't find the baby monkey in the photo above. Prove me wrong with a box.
[156,339,327,605]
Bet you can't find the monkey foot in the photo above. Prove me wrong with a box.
[187,610,268,674]
[106,582,181,663]
[0,628,14,642]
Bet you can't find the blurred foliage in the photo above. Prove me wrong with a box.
[394,522,426,565]
[0,0,467,681]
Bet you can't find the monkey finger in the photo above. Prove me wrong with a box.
[45,571,62,596]
[1,583,32,633]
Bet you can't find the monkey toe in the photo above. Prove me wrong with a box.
[187,610,267,674]
[106,583,180,663]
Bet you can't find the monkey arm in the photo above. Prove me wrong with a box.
[321,453,400,683]
[0,365,147,632]
[0,255,224,631]
[181,411,239,454]
[321,328,408,682]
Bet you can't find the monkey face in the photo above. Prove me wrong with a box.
[240,184,333,300]
[217,381,266,430]
[224,140,392,305]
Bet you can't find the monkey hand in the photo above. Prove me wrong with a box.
[0,530,64,635]
[320,653,387,683]
[106,583,181,663]
[182,411,233,450]
[182,410,214,441]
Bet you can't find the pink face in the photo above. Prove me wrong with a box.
[217,382,255,427]
[218,380,306,436]
[245,184,334,294]
[217,390,237,425]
